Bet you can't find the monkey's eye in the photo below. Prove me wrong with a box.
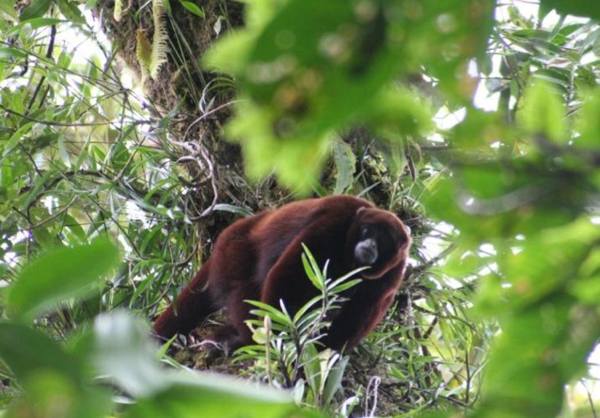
[360,225,370,236]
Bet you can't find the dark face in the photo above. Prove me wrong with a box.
[354,224,380,265]
[350,207,411,279]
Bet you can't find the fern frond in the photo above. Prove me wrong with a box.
[150,0,170,79]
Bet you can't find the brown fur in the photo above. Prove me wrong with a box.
[153,195,411,352]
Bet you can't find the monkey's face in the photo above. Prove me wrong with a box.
[354,224,383,266]
[351,208,411,279]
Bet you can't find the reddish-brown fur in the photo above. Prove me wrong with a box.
[153,195,411,352]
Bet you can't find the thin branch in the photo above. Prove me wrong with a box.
[27,24,57,113]
[31,197,77,229]
[0,103,153,127]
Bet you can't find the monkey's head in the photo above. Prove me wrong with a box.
[348,207,411,279]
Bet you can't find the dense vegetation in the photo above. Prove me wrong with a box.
[1,0,600,417]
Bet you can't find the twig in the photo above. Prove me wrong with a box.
[27,25,57,113]
[31,197,77,229]
[581,379,598,418]
[465,348,471,405]
[0,103,153,127]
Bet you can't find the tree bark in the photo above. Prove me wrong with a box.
[93,0,267,221]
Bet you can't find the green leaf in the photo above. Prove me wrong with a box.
[292,295,321,324]
[19,0,51,21]
[5,371,113,418]
[300,343,321,398]
[179,0,204,18]
[245,0,399,136]
[246,300,292,326]
[322,354,349,406]
[543,0,600,20]
[125,378,321,418]
[332,140,356,195]
[92,310,168,397]
[301,244,325,290]
[108,141,130,173]
[0,0,18,22]
[0,323,83,384]
[2,122,33,157]
[73,132,92,171]
[479,295,598,417]
[7,238,121,320]
[54,0,85,24]
[212,203,254,217]
[203,30,256,76]
[7,18,64,35]
[0,46,28,59]
[328,278,362,294]
[519,81,567,143]
[575,87,600,150]
[363,87,434,138]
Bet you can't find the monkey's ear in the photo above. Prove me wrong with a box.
[353,206,367,221]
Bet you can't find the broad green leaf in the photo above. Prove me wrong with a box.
[478,295,600,417]
[8,17,63,35]
[501,219,600,309]
[243,0,399,137]
[363,88,434,138]
[5,371,113,418]
[125,377,322,418]
[19,0,51,21]
[92,311,168,397]
[0,323,83,384]
[0,46,28,59]
[0,0,17,22]
[300,343,321,399]
[519,81,567,143]
[7,238,120,320]
[576,87,600,150]
[55,0,85,24]
[543,0,600,20]
[203,31,256,76]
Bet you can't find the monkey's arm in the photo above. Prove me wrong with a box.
[153,258,216,339]
[321,276,399,351]
[260,217,346,312]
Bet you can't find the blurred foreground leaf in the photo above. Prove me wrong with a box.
[7,238,120,320]
[0,323,113,418]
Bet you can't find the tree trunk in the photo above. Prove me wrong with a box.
[93,0,271,221]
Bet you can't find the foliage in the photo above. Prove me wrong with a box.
[0,0,206,337]
[236,245,363,415]
[2,0,600,417]
[0,239,322,418]
[425,8,600,415]
[205,0,461,192]
[207,0,600,414]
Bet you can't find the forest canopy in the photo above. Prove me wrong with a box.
[1,0,600,417]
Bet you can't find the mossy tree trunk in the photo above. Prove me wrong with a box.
[93,0,270,219]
